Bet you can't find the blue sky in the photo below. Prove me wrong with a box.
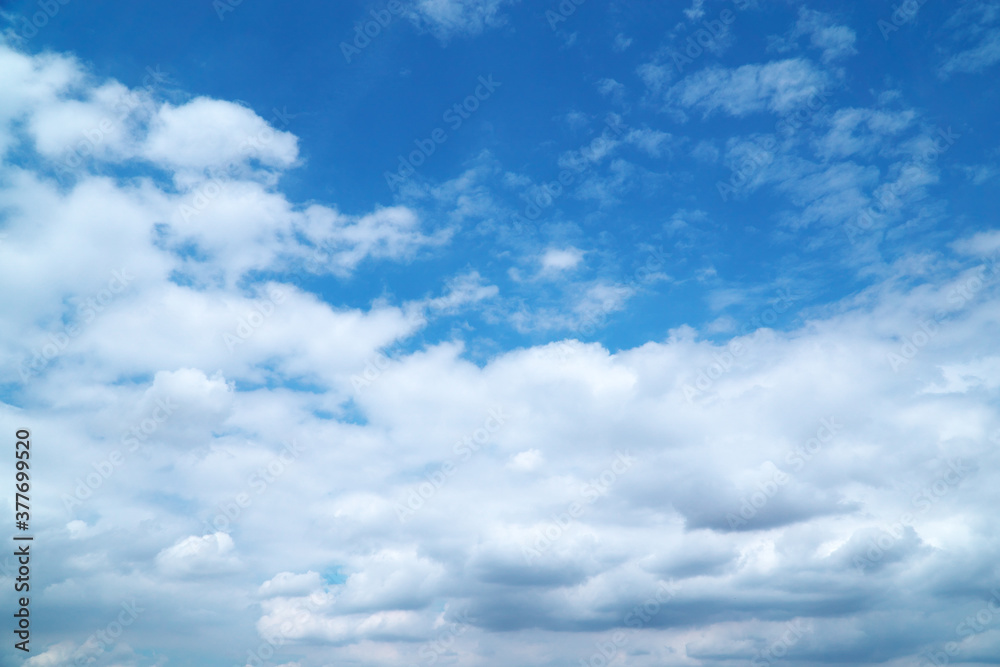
[1,1,1000,666]
[11,0,997,351]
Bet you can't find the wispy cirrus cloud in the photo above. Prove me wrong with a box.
[407,0,519,39]
[663,58,829,118]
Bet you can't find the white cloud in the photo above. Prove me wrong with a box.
[770,8,857,64]
[814,108,916,159]
[962,163,1000,185]
[28,80,148,161]
[0,44,449,300]
[574,280,636,320]
[563,109,589,129]
[24,642,76,667]
[304,205,453,278]
[683,0,706,21]
[953,230,1000,257]
[597,77,625,103]
[156,532,240,576]
[573,158,634,205]
[143,97,298,172]
[508,448,544,471]
[11,223,1000,664]
[407,0,517,39]
[691,139,720,162]
[940,28,1000,75]
[625,127,672,157]
[4,52,296,180]
[541,247,585,272]
[666,58,828,118]
[258,571,325,598]
[423,271,499,312]
[4,33,1000,667]
[613,33,633,52]
[939,1,1000,76]
[807,23,856,63]
[0,43,82,156]
[637,61,673,95]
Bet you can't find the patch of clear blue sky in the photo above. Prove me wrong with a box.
[4,0,997,355]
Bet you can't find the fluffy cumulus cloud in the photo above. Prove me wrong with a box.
[2,7,1000,667]
[541,247,585,273]
[14,248,1000,665]
[143,97,299,172]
